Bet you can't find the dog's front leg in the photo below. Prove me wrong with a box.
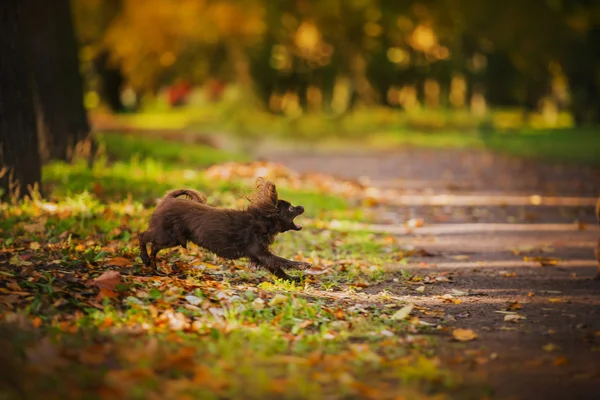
[251,252,306,282]
[261,253,311,270]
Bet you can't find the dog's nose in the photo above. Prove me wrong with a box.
[298,206,304,213]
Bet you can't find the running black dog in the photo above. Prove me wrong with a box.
[139,179,310,281]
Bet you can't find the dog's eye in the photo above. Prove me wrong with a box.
[288,206,294,212]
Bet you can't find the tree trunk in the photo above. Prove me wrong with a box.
[23,0,91,162]
[0,0,42,200]
[94,50,125,113]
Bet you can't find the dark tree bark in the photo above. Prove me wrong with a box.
[0,0,42,200]
[23,0,91,162]
[94,50,125,113]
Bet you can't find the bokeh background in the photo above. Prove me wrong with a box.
[1,0,600,198]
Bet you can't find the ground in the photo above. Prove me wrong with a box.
[0,133,599,400]
[263,147,600,400]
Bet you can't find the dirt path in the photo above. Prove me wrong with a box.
[261,148,600,400]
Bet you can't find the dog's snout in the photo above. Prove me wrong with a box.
[297,206,304,213]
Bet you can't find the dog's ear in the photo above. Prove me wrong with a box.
[250,178,279,214]
[262,180,278,206]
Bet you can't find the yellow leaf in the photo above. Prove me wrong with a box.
[390,304,414,320]
[268,294,289,306]
[452,328,478,341]
[549,298,563,303]
[543,343,560,352]
[524,256,559,266]
[9,255,33,267]
[29,242,41,250]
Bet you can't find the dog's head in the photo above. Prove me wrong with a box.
[251,178,304,232]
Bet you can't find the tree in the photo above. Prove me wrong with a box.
[23,0,91,162]
[0,0,42,199]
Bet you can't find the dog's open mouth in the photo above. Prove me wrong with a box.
[292,208,304,230]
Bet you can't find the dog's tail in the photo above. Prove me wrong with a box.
[163,189,207,204]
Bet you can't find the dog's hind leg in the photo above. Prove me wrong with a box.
[139,231,151,266]
[150,244,172,272]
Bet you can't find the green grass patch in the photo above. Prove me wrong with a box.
[98,131,248,166]
[0,190,457,399]
[101,104,599,165]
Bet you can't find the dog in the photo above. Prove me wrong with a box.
[139,179,311,281]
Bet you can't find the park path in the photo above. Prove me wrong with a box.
[260,147,600,400]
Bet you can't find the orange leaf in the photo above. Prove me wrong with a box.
[96,287,118,300]
[104,257,132,267]
[553,356,568,367]
[452,328,478,341]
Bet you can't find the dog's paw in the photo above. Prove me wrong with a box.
[293,261,312,270]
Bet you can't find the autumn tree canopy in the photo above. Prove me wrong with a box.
[72,0,600,124]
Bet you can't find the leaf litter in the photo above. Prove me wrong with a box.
[0,167,463,400]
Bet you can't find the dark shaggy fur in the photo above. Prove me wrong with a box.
[139,179,310,281]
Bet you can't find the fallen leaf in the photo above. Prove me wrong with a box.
[348,282,369,288]
[9,255,33,267]
[510,245,535,255]
[548,298,563,303]
[104,257,132,267]
[415,286,425,293]
[529,195,542,205]
[23,222,45,233]
[185,295,202,306]
[303,267,331,275]
[553,356,568,367]
[506,301,522,311]
[451,289,468,296]
[390,304,414,320]
[406,218,424,228]
[543,343,560,352]
[29,242,41,250]
[452,328,478,342]
[504,314,526,323]
[252,297,265,310]
[524,256,560,267]
[92,271,122,291]
[268,294,289,306]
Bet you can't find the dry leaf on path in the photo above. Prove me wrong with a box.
[504,314,526,322]
[452,328,478,341]
[524,256,560,266]
[390,304,414,320]
[543,343,560,352]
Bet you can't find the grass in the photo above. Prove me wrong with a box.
[94,102,600,165]
[0,130,468,398]
[97,131,248,166]
[0,193,454,399]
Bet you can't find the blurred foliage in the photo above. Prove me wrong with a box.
[72,0,600,125]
